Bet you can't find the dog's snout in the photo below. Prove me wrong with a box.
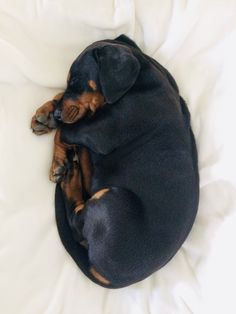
[54,108,62,121]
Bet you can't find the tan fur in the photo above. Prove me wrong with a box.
[31,92,64,135]
[88,80,97,91]
[74,203,85,213]
[91,188,109,200]
[60,165,85,210]
[90,267,110,285]
[36,92,64,116]
[50,130,74,182]
[61,91,105,123]
[53,92,64,102]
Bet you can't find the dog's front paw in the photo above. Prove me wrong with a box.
[31,115,55,135]
[31,101,57,135]
[49,158,67,183]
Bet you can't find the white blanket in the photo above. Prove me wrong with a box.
[1,0,236,313]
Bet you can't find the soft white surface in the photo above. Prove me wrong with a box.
[0,0,236,313]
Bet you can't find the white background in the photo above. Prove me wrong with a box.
[0,1,236,313]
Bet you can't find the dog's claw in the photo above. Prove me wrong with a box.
[33,122,48,132]
[33,129,50,136]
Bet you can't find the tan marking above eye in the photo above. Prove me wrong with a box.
[88,80,97,91]
[91,188,109,200]
[90,266,110,285]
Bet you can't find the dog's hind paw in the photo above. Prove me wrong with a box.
[49,159,67,183]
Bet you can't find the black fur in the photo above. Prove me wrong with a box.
[55,35,199,288]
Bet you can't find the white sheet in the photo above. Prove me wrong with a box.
[1,0,236,313]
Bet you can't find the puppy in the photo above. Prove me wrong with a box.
[31,35,199,288]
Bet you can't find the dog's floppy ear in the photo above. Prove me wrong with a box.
[95,45,140,104]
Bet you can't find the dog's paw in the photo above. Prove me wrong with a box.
[31,115,53,135]
[49,158,67,183]
[31,101,57,135]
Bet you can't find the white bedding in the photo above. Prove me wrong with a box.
[1,0,236,313]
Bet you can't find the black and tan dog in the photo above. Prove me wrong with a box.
[31,35,199,288]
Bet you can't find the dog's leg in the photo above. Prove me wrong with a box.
[60,101,153,155]
[60,161,110,285]
[50,129,76,183]
[60,158,87,247]
[31,92,64,135]
[61,160,85,213]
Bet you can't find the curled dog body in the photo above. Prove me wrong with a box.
[31,35,199,288]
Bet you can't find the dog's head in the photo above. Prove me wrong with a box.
[55,43,140,124]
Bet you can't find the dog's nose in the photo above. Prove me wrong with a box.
[54,108,62,121]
